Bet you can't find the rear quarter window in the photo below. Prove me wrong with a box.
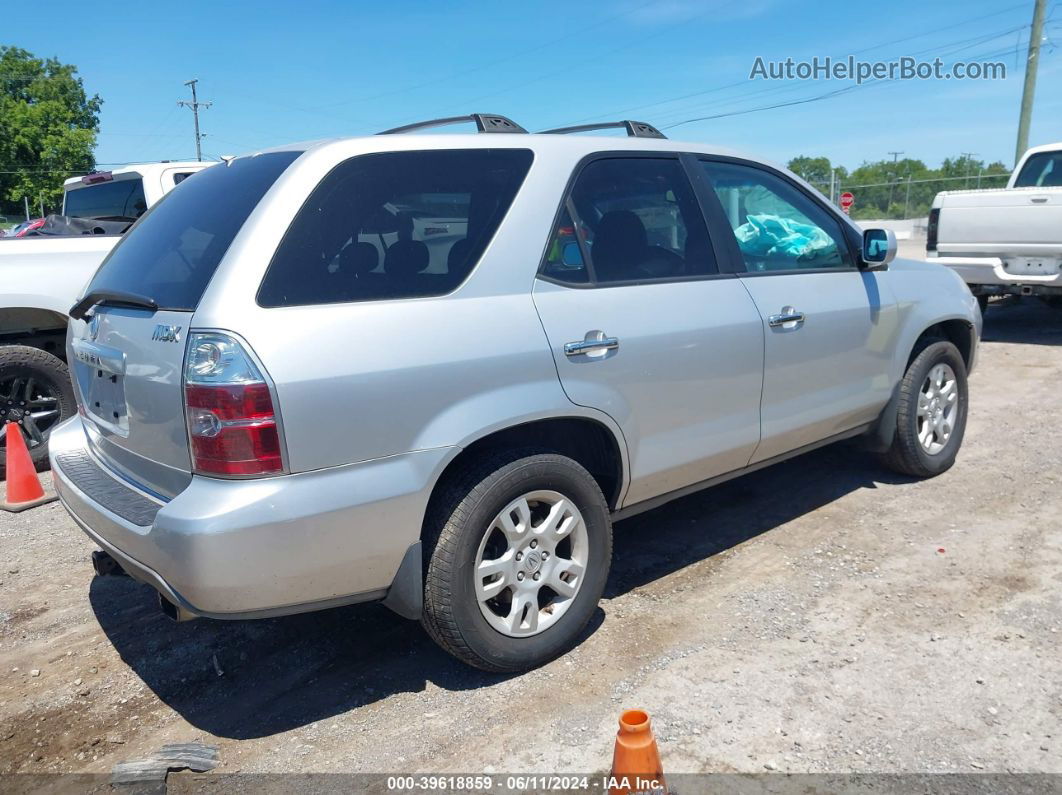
[84,152,299,312]
[257,148,533,307]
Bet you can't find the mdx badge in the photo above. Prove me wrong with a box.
[152,324,182,343]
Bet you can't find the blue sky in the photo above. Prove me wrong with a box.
[11,0,1061,171]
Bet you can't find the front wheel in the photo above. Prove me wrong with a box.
[882,340,969,478]
[0,345,76,478]
[422,451,612,672]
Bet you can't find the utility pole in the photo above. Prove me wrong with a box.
[829,168,836,205]
[961,152,978,187]
[887,151,904,210]
[903,176,913,220]
[177,79,212,162]
[1015,0,1046,165]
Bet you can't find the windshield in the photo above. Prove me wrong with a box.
[1013,151,1062,188]
[85,152,300,311]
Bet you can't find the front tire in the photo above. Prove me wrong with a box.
[422,451,612,672]
[882,340,968,478]
[0,345,76,478]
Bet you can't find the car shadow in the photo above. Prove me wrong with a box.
[89,440,903,740]
[981,296,1062,346]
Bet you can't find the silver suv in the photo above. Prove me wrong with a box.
[50,114,980,672]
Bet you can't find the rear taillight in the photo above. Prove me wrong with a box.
[926,208,940,252]
[184,332,283,476]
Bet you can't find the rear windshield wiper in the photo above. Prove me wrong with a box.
[70,289,158,320]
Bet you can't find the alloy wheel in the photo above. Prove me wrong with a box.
[474,490,589,638]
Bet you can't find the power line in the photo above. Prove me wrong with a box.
[380,2,720,132]
[307,0,660,112]
[657,38,1028,132]
[557,13,1030,128]
[646,25,1027,128]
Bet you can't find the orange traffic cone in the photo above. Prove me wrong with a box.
[608,709,666,795]
[1,421,57,512]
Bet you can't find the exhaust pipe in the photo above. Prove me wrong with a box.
[158,593,197,622]
[91,549,127,577]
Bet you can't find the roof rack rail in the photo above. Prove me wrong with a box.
[540,120,667,139]
[377,113,527,135]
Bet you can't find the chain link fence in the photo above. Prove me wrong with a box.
[805,172,1010,220]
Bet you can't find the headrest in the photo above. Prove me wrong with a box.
[384,239,430,278]
[447,238,472,271]
[340,241,379,276]
[592,210,648,280]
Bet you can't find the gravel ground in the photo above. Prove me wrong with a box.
[1,282,1060,779]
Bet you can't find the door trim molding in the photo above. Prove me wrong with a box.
[611,422,873,521]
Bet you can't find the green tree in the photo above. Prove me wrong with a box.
[787,155,837,186]
[0,46,101,215]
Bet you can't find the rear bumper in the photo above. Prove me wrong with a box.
[933,256,1062,294]
[49,415,450,619]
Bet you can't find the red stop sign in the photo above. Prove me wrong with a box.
[840,191,855,213]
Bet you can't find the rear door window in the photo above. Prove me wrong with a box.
[541,157,716,285]
[64,178,148,221]
[84,152,299,311]
[257,149,533,307]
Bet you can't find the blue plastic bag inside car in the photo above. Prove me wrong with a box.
[733,213,833,260]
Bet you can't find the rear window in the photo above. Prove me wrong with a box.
[85,152,300,312]
[257,148,533,307]
[64,178,147,221]
[1013,151,1062,187]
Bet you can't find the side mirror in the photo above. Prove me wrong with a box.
[862,228,896,269]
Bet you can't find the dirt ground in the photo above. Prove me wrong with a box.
[1,273,1060,779]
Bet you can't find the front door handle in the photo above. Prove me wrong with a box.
[564,331,619,357]
[768,306,806,328]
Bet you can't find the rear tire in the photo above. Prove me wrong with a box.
[422,450,612,672]
[882,340,968,478]
[0,345,76,478]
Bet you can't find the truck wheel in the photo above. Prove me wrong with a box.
[0,346,76,478]
[422,451,612,672]
[882,340,968,478]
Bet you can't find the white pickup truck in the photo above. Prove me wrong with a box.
[928,141,1062,312]
[0,161,211,471]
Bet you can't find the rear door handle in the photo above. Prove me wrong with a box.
[768,307,806,328]
[564,332,619,356]
[1030,196,1048,203]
